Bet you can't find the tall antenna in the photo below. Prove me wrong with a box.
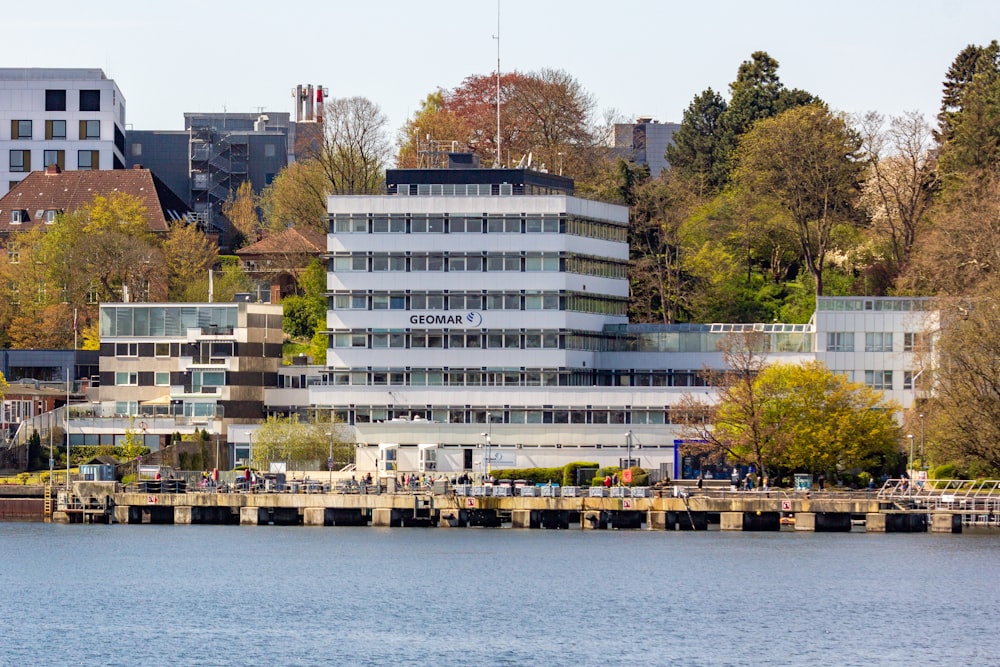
[492,1,501,168]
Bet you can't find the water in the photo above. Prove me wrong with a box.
[2,524,999,667]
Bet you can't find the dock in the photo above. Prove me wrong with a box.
[41,478,1000,534]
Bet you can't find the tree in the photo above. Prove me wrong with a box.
[259,159,330,235]
[177,257,253,303]
[733,105,865,299]
[162,221,217,301]
[664,88,728,194]
[282,259,326,339]
[937,41,1000,144]
[900,172,1000,296]
[250,415,352,470]
[679,333,899,478]
[306,96,391,195]
[396,90,474,168]
[715,52,820,186]
[222,180,262,247]
[926,293,1000,475]
[857,111,938,282]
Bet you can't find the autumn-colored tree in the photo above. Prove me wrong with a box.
[733,105,865,299]
[162,221,217,301]
[397,90,474,168]
[222,180,262,247]
[177,256,254,303]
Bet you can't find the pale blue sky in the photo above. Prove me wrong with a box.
[9,1,998,141]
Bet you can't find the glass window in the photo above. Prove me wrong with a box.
[154,372,170,386]
[115,372,138,386]
[264,143,276,157]
[77,150,99,170]
[79,89,101,112]
[9,150,30,173]
[864,370,893,390]
[45,89,66,111]
[333,255,366,271]
[45,120,66,140]
[826,332,854,352]
[11,120,31,140]
[865,332,893,352]
[43,150,65,170]
[79,120,101,139]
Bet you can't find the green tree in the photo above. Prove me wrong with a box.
[162,221,217,301]
[680,333,898,477]
[937,40,1000,145]
[251,415,352,470]
[664,88,728,194]
[178,256,253,303]
[733,105,865,299]
[281,259,326,339]
[259,159,330,235]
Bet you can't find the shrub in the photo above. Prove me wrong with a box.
[929,463,964,480]
[563,462,599,487]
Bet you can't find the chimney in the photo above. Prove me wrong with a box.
[315,86,324,123]
[132,164,144,170]
[45,163,62,175]
[305,84,314,121]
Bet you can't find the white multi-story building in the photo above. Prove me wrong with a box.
[303,160,934,480]
[0,68,126,196]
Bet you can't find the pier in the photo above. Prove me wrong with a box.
[39,478,1000,534]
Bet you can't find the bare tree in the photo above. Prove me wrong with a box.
[857,111,938,277]
[309,96,392,195]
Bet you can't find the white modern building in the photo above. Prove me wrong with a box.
[0,68,126,196]
[293,159,937,481]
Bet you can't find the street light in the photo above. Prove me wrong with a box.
[624,431,632,482]
[480,432,492,481]
[906,434,914,495]
[919,413,925,471]
[326,430,334,489]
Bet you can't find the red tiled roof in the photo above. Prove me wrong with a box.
[235,226,326,256]
[0,167,190,234]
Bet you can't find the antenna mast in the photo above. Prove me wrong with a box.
[493,1,501,168]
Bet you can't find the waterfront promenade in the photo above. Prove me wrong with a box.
[23,478,997,533]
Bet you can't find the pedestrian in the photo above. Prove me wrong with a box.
[603,475,612,488]
[818,474,825,491]
[697,473,704,490]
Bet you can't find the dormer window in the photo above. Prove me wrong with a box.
[44,210,59,224]
[11,210,27,224]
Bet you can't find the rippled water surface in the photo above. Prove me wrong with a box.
[2,524,998,666]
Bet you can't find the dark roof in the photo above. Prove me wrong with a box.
[235,226,326,256]
[0,167,191,234]
[386,166,574,195]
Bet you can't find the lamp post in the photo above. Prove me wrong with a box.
[326,430,334,489]
[480,432,492,481]
[919,413,925,471]
[906,434,914,495]
[624,430,632,481]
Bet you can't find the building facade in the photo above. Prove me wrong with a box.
[93,302,283,450]
[613,117,680,178]
[0,68,126,196]
[285,164,937,480]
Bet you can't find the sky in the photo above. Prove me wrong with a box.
[8,1,1000,143]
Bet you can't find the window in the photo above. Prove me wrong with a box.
[44,210,58,224]
[371,215,405,233]
[115,342,138,357]
[6,249,18,264]
[826,332,854,352]
[115,372,138,386]
[45,89,66,111]
[332,255,366,271]
[411,254,445,271]
[865,332,893,352]
[903,332,927,352]
[11,120,31,139]
[487,254,520,272]
[45,120,66,140]
[43,150,65,170]
[79,120,100,139]
[154,342,170,357]
[264,143,276,157]
[525,254,559,271]
[903,371,913,390]
[131,143,142,157]
[77,150,99,170]
[10,210,26,224]
[865,370,893,390]
[9,150,30,173]
[154,372,170,386]
[79,89,101,112]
